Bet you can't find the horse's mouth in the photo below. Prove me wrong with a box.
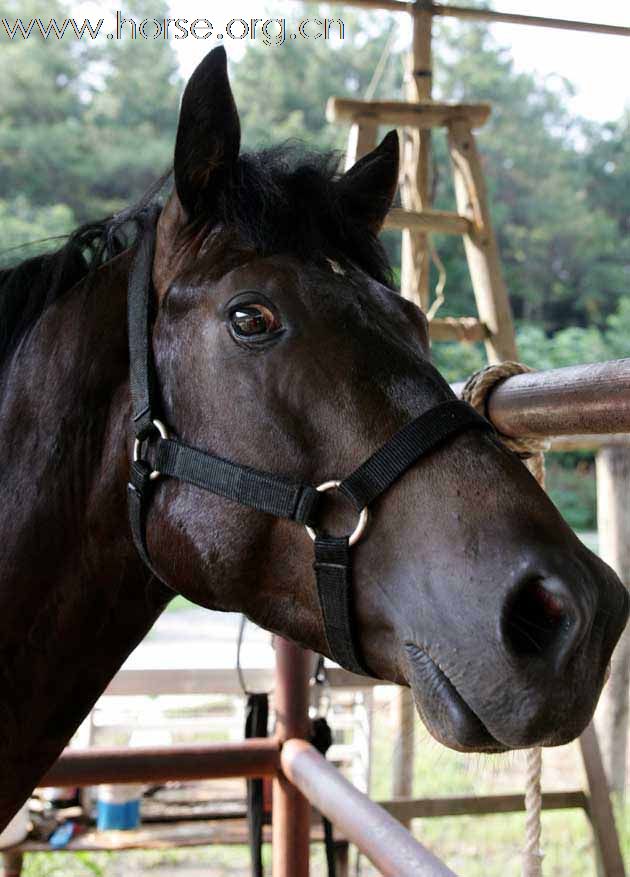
[405,644,509,754]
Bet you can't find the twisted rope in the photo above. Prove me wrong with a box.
[462,361,545,877]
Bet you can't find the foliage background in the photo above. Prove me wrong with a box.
[1,0,628,527]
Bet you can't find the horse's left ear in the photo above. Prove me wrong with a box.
[338,130,400,234]
[173,46,241,218]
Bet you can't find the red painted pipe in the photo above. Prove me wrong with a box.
[40,739,280,787]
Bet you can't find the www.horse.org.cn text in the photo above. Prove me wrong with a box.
[0,15,346,45]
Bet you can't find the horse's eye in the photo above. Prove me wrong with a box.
[229,305,281,338]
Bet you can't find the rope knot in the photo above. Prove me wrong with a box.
[461,361,549,484]
[463,362,546,877]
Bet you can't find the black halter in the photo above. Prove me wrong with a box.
[126,208,493,676]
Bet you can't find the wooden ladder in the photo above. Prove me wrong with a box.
[328,94,517,362]
[327,22,625,872]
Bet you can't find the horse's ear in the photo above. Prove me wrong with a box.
[338,130,400,235]
[174,46,241,218]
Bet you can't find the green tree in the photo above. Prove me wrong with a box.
[232,4,403,152]
[0,0,182,226]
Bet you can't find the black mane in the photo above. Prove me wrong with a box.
[0,145,393,365]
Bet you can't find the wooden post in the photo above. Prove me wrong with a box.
[400,4,432,310]
[1,853,23,877]
[578,723,626,877]
[392,687,415,828]
[345,121,378,169]
[272,639,311,877]
[447,120,518,362]
[595,446,630,796]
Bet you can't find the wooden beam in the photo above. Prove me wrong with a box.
[448,120,517,361]
[302,0,630,37]
[386,207,471,236]
[400,4,433,309]
[327,98,491,130]
[378,790,589,822]
[428,316,487,343]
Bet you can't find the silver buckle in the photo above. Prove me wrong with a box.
[304,480,369,547]
[133,419,169,482]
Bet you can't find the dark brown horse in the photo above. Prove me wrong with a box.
[0,47,627,829]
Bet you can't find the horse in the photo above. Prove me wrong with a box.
[0,46,627,830]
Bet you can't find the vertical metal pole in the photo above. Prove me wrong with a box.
[272,638,311,877]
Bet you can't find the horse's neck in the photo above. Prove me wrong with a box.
[0,252,171,827]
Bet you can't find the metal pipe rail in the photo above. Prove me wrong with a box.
[281,738,457,877]
[308,0,630,38]
[40,739,279,787]
[452,358,630,438]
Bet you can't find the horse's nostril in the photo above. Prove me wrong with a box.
[502,577,588,673]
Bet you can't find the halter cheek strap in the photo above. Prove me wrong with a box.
[126,210,494,677]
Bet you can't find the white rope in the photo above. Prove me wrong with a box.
[462,361,546,877]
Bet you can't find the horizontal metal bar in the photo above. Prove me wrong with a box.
[378,790,589,822]
[305,0,630,37]
[386,207,472,235]
[327,97,491,129]
[40,739,280,788]
[281,739,458,877]
[453,359,630,438]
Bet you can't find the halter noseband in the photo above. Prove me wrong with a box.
[127,207,493,677]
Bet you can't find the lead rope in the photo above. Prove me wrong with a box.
[461,361,547,877]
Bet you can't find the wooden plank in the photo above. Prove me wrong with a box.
[378,790,589,821]
[345,121,378,170]
[595,447,630,795]
[327,98,491,130]
[10,817,347,853]
[400,5,433,309]
[386,207,471,235]
[578,723,626,877]
[428,316,487,343]
[447,120,517,362]
[104,666,378,697]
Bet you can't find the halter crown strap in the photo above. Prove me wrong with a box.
[126,213,493,678]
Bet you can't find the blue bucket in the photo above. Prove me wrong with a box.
[96,785,142,830]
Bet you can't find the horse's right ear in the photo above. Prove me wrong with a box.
[173,46,241,219]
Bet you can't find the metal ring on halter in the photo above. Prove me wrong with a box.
[305,480,369,547]
[133,419,169,481]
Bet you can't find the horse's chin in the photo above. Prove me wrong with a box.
[404,644,509,754]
